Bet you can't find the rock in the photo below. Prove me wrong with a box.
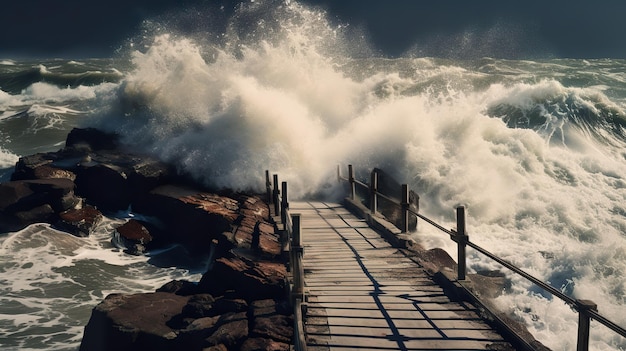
[204,319,248,349]
[13,204,55,227]
[181,294,217,318]
[11,153,56,181]
[250,299,290,318]
[112,219,152,255]
[56,205,103,237]
[251,314,293,343]
[74,163,132,212]
[240,337,290,351]
[132,185,240,253]
[65,127,119,151]
[79,292,190,351]
[198,255,287,300]
[0,178,81,231]
[156,280,199,296]
[12,152,77,181]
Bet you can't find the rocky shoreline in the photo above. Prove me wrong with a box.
[0,128,293,351]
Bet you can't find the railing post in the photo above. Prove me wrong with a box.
[576,299,597,351]
[456,206,468,281]
[265,170,272,204]
[370,169,378,214]
[348,164,356,200]
[273,174,280,216]
[291,214,305,302]
[401,184,409,233]
[281,181,289,229]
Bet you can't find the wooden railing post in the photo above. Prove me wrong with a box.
[348,164,356,200]
[265,170,272,204]
[370,169,378,214]
[401,184,409,233]
[273,174,280,216]
[281,181,289,229]
[456,206,468,281]
[576,299,597,351]
[291,214,305,302]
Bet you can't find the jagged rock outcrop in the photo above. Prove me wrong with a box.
[0,127,295,350]
[0,178,81,232]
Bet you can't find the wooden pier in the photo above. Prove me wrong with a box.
[292,201,513,351]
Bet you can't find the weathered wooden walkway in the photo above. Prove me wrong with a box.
[292,201,513,351]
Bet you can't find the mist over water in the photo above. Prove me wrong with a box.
[1,1,626,350]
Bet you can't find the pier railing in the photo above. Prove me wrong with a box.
[338,164,626,351]
[265,171,307,351]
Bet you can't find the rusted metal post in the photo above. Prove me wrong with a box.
[456,206,468,281]
[273,174,280,216]
[348,164,356,200]
[370,169,378,214]
[281,181,289,228]
[401,184,410,233]
[576,299,597,351]
[265,170,272,204]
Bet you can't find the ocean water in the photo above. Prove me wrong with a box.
[1,1,626,350]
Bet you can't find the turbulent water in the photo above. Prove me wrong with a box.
[1,1,626,350]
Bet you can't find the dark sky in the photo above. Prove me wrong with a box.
[1,0,624,59]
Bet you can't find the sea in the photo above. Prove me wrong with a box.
[1,1,626,350]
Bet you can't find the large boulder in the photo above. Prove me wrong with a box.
[198,254,287,300]
[79,292,191,351]
[112,219,153,255]
[0,178,81,232]
[56,205,103,237]
[132,185,240,253]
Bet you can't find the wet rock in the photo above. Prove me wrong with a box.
[133,185,240,253]
[65,127,119,151]
[56,205,103,237]
[112,219,153,255]
[0,178,81,231]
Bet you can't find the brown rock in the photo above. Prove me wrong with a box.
[65,127,119,151]
[181,294,217,318]
[251,314,293,343]
[57,205,103,237]
[204,319,248,349]
[157,280,199,296]
[75,163,132,212]
[0,178,80,232]
[113,219,152,254]
[198,255,287,300]
[250,299,290,318]
[132,185,240,253]
[79,292,190,351]
[240,338,290,351]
